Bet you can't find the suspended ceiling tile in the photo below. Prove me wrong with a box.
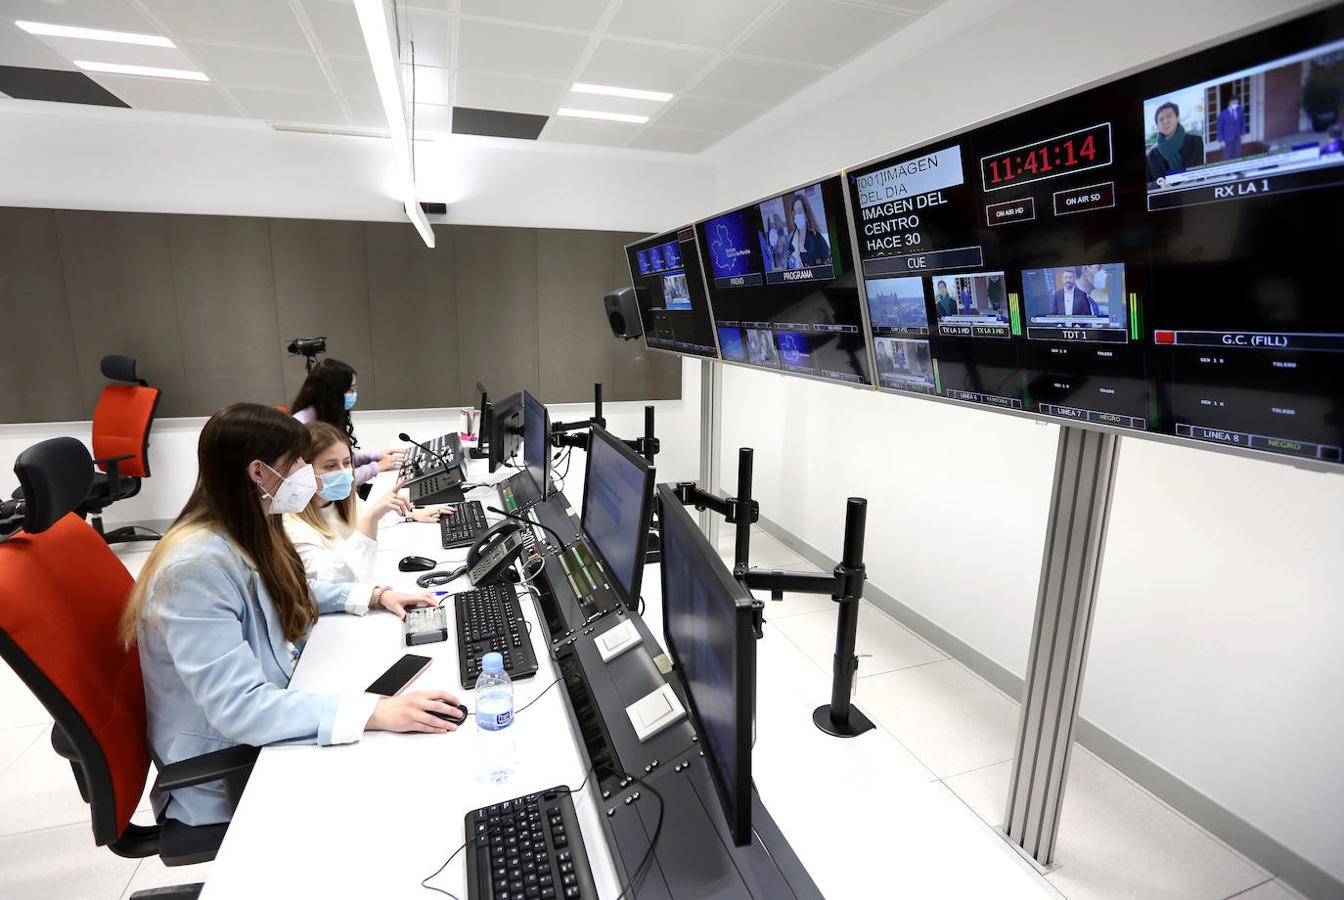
[688,55,824,106]
[90,73,240,116]
[325,54,377,96]
[185,43,332,92]
[227,86,345,125]
[299,0,367,57]
[627,126,723,154]
[455,19,590,81]
[137,0,311,51]
[579,39,716,96]
[402,63,451,105]
[606,0,778,51]
[540,116,641,148]
[3,0,157,31]
[735,0,912,68]
[459,0,610,31]
[404,9,451,69]
[653,95,763,132]
[454,70,567,116]
[0,65,128,107]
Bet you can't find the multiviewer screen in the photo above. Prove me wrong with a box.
[698,175,873,386]
[843,7,1344,465]
[625,227,719,359]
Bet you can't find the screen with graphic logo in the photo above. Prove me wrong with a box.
[697,175,871,385]
[626,227,719,359]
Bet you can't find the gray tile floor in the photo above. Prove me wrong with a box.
[0,533,1312,899]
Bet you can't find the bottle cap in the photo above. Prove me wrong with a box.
[482,652,504,674]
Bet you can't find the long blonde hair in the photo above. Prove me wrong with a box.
[120,404,316,647]
[291,421,357,540]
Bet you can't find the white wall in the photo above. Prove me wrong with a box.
[0,100,714,232]
[0,360,702,526]
[707,0,1344,886]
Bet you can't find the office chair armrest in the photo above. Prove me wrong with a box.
[153,745,260,793]
[93,454,135,496]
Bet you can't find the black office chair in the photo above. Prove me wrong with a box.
[0,438,257,900]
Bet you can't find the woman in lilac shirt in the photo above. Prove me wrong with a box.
[290,359,403,486]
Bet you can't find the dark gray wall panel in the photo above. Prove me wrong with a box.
[0,208,85,421]
[0,207,679,425]
[54,210,190,417]
[537,229,679,404]
[167,215,285,412]
[365,222,462,410]
[270,218,374,410]
[454,226,539,401]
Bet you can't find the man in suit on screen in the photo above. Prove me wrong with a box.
[1218,96,1244,160]
[1049,268,1099,316]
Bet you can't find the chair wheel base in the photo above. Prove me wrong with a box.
[129,884,203,900]
[103,525,163,545]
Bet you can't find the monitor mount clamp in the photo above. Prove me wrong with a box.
[675,448,874,739]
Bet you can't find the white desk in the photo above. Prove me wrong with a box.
[201,454,1055,899]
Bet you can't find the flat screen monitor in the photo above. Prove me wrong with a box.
[625,227,719,359]
[844,6,1344,468]
[488,392,523,474]
[656,484,755,847]
[580,425,654,610]
[475,383,492,450]
[522,390,550,500]
[697,175,872,386]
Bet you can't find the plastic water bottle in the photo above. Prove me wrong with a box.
[475,652,516,783]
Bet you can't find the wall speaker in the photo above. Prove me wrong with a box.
[604,286,643,340]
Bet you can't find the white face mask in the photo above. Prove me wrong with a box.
[794,213,807,231]
[257,462,318,515]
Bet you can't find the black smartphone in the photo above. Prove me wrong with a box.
[365,654,432,696]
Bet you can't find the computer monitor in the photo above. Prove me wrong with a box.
[475,383,492,448]
[625,227,719,359]
[656,484,755,847]
[522,390,550,500]
[580,425,654,610]
[488,392,523,474]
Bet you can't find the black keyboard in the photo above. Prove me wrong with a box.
[455,583,539,687]
[466,786,597,900]
[442,500,490,549]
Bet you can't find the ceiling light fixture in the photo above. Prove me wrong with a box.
[15,20,175,47]
[572,83,672,103]
[556,108,649,124]
[353,0,435,248]
[73,61,207,81]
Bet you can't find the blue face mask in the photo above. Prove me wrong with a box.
[343,391,358,411]
[316,467,354,502]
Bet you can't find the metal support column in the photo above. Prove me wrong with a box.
[698,359,722,545]
[1004,424,1121,866]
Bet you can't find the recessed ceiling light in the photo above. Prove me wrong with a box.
[73,60,208,81]
[572,83,672,103]
[16,20,175,47]
[556,108,649,124]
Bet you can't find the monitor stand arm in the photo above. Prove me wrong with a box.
[674,450,874,738]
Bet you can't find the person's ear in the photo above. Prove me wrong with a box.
[247,459,268,486]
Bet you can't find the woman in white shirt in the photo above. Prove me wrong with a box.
[286,421,451,582]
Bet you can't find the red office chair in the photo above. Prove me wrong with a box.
[80,355,162,544]
[0,438,257,900]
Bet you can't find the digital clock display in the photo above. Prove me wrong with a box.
[980,122,1113,192]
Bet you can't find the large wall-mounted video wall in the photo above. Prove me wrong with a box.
[626,6,1344,470]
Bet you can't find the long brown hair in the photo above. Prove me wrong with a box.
[292,420,357,539]
[121,403,316,646]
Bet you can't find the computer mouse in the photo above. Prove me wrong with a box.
[428,702,469,724]
[399,555,437,572]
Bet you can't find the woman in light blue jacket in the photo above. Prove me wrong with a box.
[122,403,461,826]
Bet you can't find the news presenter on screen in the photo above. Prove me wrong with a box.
[786,192,832,268]
[1146,100,1206,183]
[1049,268,1100,316]
[934,280,957,317]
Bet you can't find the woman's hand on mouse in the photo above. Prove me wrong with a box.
[367,691,462,734]
[373,588,434,619]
